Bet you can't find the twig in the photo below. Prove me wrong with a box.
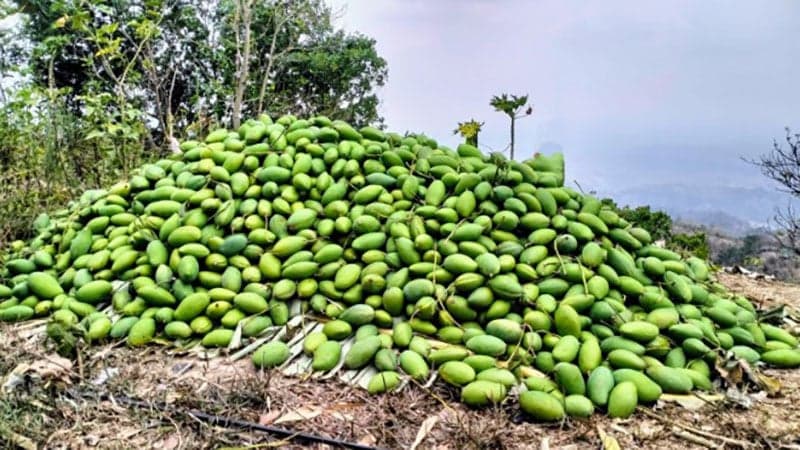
[639,408,751,448]
[77,391,382,450]
[672,430,718,448]
[76,345,84,381]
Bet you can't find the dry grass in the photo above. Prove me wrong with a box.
[2,273,800,449]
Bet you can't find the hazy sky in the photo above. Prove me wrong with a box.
[328,0,800,195]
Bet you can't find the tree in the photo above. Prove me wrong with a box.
[617,205,673,242]
[13,0,387,146]
[0,0,387,243]
[453,119,483,146]
[670,231,709,259]
[718,234,763,267]
[490,93,531,160]
[751,128,800,256]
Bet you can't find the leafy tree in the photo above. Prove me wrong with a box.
[617,205,673,242]
[14,0,387,145]
[262,28,387,127]
[603,201,711,259]
[669,232,709,260]
[490,93,531,160]
[751,128,800,256]
[453,119,483,146]
[0,0,387,244]
[718,234,763,267]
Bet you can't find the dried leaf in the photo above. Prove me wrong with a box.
[274,406,322,424]
[597,425,621,450]
[540,437,550,450]
[0,425,36,450]
[410,414,440,450]
[29,354,73,379]
[725,387,754,409]
[726,363,744,385]
[2,364,30,393]
[160,434,180,450]
[327,401,363,412]
[259,410,281,425]
[328,411,353,421]
[357,433,377,446]
[757,373,782,394]
[91,367,119,386]
[227,322,243,351]
[660,393,724,410]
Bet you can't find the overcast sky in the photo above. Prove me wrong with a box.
[328,0,800,196]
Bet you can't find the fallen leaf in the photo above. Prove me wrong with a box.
[630,419,664,440]
[597,425,621,450]
[2,364,30,392]
[0,417,37,449]
[328,411,353,421]
[259,410,281,425]
[727,363,743,385]
[91,367,119,386]
[31,354,73,377]
[410,414,439,450]
[358,433,377,446]
[757,373,782,395]
[326,401,363,412]
[227,322,243,351]
[725,387,754,409]
[660,393,724,410]
[540,437,550,450]
[160,435,180,450]
[274,406,322,424]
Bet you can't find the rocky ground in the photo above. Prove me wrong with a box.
[1,272,799,450]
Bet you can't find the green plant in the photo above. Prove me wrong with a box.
[0,0,388,246]
[490,93,531,160]
[617,205,673,242]
[454,119,483,146]
[669,232,709,260]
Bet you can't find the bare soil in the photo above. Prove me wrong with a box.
[1,273,800,450]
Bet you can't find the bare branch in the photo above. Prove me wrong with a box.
[750,128,800,256]
[773,204,800,257]
[748,128,800,196]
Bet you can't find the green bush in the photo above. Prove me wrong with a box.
[669,232,710,260]
[0,87,147,246]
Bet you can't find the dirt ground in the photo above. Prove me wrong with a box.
[2,272,800,450]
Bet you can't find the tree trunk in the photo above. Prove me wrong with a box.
[257,5,286,114]
[232,0,253,129]
[510,117,516,160]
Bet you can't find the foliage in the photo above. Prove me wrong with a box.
[18,0,387,141]
[617,205,673,242]
[751,128,800,256]
[601,200,710,260]
[262,28,387,127]
[453,119,483,146]
[0,0,387,245]
[490,93,531,160]
[717,234,766,268]
[0,86,126,243]
[669,232,709,260]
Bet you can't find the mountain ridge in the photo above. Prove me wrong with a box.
[601,183,791,236]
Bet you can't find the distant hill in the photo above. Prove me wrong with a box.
[605,184,790,236]
[673,221,799,282]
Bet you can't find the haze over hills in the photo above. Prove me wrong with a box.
[602,184,791,236]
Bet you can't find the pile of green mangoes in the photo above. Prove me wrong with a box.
[2,113,799,421]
